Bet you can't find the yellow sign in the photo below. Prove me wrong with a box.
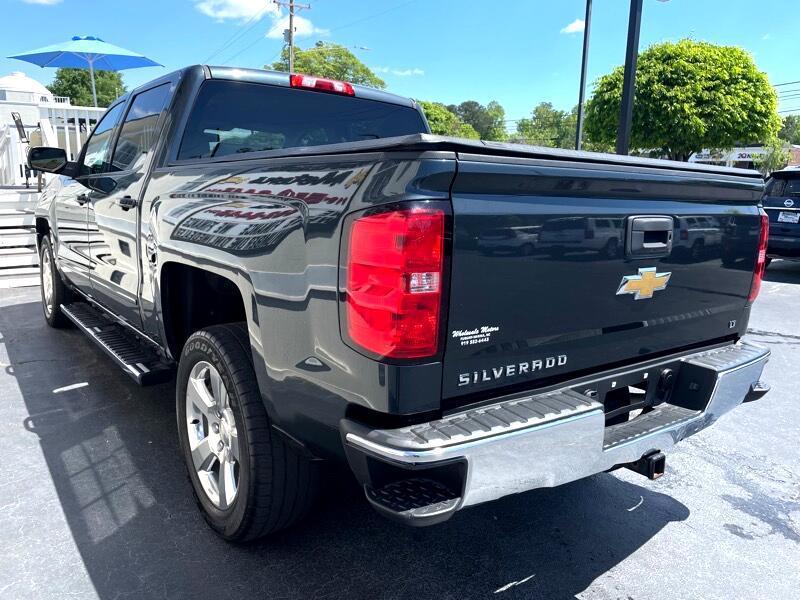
[616,268,671,300]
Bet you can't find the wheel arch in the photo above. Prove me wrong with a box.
[35,216,51,250]
[159,261,252,360]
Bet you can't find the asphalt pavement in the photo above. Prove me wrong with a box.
[1,262,798,600]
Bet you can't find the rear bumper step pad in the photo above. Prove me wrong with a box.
[61,302,174,386]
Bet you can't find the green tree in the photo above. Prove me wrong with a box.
[268,42,385,89]
[447,100,507,140]
[418,101,480,139]
[779,115,800,145]
[47,67,126,107]
[753,137,790,176]
[584,39,781,161]
[512,102,577,148]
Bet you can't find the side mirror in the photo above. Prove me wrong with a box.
[28,146,68,174]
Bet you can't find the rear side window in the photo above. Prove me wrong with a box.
[765,177,784,196]
[111,83,171,172]
[177,80,427,160]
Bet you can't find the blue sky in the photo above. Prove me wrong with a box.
[2,0,798,123]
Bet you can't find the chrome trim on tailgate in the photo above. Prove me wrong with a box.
[344,341,769,508]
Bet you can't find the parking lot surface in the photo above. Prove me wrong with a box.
[1,263,798,600]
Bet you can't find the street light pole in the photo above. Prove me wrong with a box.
[616,0,644,155]
[575,0,593,150]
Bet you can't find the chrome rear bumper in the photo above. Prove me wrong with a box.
[343,341,769,519]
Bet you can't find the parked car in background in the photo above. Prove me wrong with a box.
[675,216,723,260]
[537,217,623,258]
[764,168,800,264]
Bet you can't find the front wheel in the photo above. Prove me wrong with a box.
[39,236,72,328]
[177,323,319,542]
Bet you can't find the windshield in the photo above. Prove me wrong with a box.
[178,79,427,160]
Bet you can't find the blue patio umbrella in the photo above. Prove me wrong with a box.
[8,35,161,107]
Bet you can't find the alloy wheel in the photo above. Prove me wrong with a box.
[185,361,240,509]
[41,247,53,316]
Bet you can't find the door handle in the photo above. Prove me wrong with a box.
[626,216,674,257]
[119,195,138,211]
[76,193,90,205]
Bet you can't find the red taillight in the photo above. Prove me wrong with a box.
[346,207,445,359]
[748,212,769,302]
[290,73,355,96]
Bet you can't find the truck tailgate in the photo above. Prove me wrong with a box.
[443,155,764,401]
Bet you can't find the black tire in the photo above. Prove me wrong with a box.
[690,239,704,260]
[39,236,72,328]
[176,323,319,542]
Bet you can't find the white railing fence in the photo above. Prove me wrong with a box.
[41,104,106,162]
[0,124,14,186]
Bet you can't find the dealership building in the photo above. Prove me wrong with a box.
[689,144,800,170]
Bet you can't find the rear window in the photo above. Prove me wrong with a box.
[767,175,800,197]
[177,79,427,160]
[785,178,800,196]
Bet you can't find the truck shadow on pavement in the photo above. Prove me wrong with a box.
[4,297,691,600]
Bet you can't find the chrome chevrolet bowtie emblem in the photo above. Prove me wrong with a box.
[616,267,671,300]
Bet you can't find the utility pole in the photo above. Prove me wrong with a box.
[575,0,593,151]
[616,0,644,155]
[274,0,310,73]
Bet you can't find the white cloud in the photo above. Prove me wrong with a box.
[22,0,62,5]
[560,18,585,35]
[762,33,772,40]
[373,66,424,77]
[194,0,277,22]
[265,14,329,39]
[195,1,328,43]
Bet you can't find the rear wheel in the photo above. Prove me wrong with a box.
[39,236,72,328]
[177,323,319,542]
[690,239,704,261]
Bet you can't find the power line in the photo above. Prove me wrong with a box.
[774,80,800,87]
[204,3,274,63]
[779,107,800,113]
[325,0,417,34]
[224,0,417,68]
[222,34,270,65]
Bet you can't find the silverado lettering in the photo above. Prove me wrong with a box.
[458,355,568,387]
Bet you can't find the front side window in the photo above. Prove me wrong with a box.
[111,83,171,172]
[81,102,125,175]
[177,80,427,161]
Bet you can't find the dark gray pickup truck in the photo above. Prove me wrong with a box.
[29,65,770,541]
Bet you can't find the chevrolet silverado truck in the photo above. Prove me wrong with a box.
[29,65,771,541]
